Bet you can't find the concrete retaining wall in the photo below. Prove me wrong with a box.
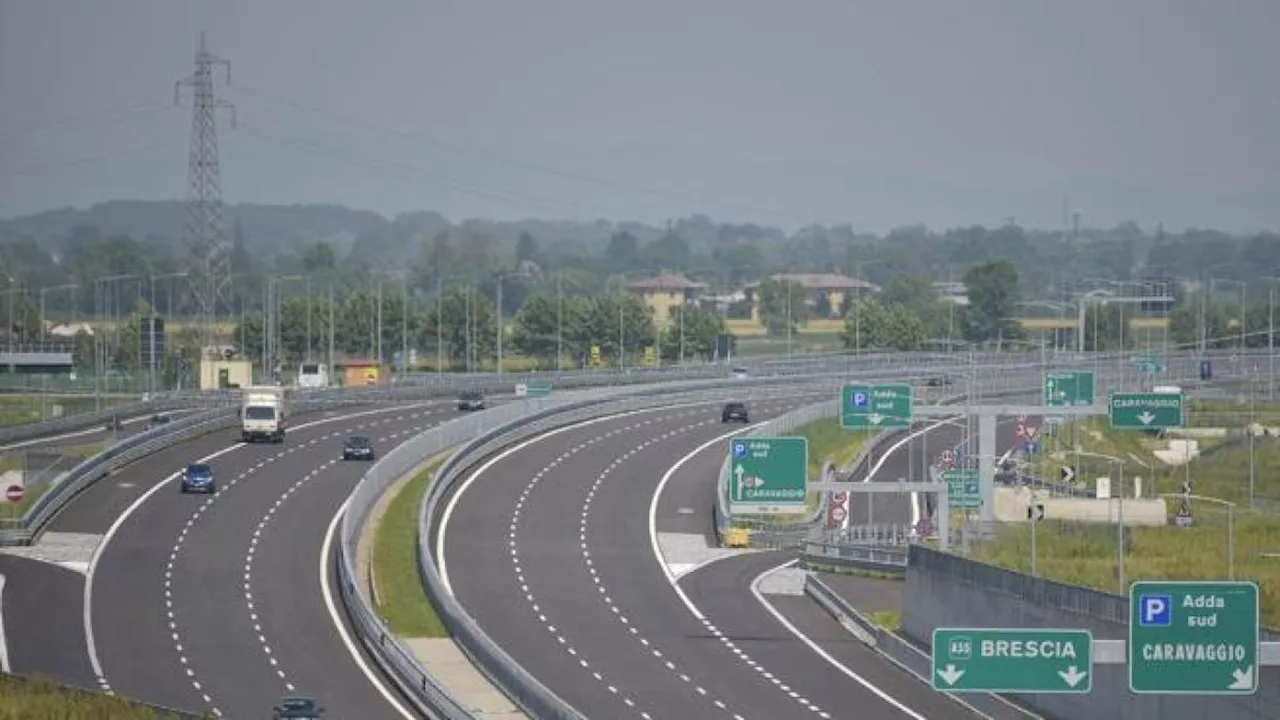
[901,545,1279,720]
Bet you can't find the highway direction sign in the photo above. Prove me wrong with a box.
[932,628,1093,694]
[1129,581,1259,695]
[1044,371,1094,407]
[728,436,808,515]
[841,383,913,430]
[942,469,981,510]
[1109,392,1183,430]
[527,379,553,397]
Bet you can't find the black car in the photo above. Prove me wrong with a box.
[149,413,172,429]
[721,402,750,423]
[342,435,375,461]
[273,695,323,719]
[926,376,954,387]
[458,390,486,411]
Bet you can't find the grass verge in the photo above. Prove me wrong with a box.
[371,458,449,637]
[868,609,903,631]
[0,673,209,719]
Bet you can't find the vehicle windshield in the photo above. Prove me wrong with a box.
[186,464,212,477]
[347,437,370,447]
[461,391,481,399]
[245,406,276,420]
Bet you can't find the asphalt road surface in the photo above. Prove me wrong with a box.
[80,400,462,718]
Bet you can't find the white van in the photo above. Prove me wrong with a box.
[297,362,329,389]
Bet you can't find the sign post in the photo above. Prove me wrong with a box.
[942,469,981,510]
[1109,392,1184,430]
[1129,580,1260,695]
[727,437,808,515]
[841,383,913,430]
[1044,370,1095,407]
[931,628,1093,693]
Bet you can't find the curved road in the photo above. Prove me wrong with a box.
[440,389,1039,719]
[87,400,473,718]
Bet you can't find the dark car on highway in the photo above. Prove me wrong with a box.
[721,402,750,423]
[273,695,323,719]
[149,413,172,429]
[927,376,954,387]
[342,435,375,461]
[457,390,486,411]
[180,463,216,494]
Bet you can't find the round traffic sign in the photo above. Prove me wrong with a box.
[5,485,22,504]
[832,491,848,505]
[831,506,847,522]
[916,518,934,536]
[940,449,954,462]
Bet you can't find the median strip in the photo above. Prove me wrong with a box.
[369,456,449,636]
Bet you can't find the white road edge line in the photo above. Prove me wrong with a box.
[436,398,734,595]
[749,559,930,719]
[84,400,440,691]
[320,496,417,720]
[0,573,10,673]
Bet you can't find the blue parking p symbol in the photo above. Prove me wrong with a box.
[1139,594,1172,627]
[852,391,869,408]
[732,442,748,459]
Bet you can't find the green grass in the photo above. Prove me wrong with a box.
[372,458,448,637]
[868,609,902,630]
[0,673,210,719]
[1186,398,1280,428]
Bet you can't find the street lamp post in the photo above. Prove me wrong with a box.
[38,284,78,345]
[495,269,532,377]
[93,274,137,408]
[855,260,887,355]
[147,273,186,393]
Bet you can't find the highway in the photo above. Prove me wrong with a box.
[440,387,1040,719]
[86,400,470,718]
[0,398,478,718]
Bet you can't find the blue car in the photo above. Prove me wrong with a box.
[180,463,216,494]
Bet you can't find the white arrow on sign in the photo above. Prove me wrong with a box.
[868,413,884,425]
[1060,465,1075,483]
[1228,665,1255,691]
[1136,411,1156,425]
[936,664,965,686]
[1058,666,1088,688]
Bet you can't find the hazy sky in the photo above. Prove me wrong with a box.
[2,0,1278,233]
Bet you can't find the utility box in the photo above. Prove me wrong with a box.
[199,359,252,390]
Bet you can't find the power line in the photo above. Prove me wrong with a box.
[0,139,183,181]
[230,83,812,225]
[0,101,178,144]
[235,120,591,213]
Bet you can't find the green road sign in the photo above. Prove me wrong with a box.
[931,628,1093,694]
[527,380,553,397]
[727,436,808,515]
[1131,354,1166,374]
[1129,581,1260,695]
[942,469,981,509]
[1044,370,1095,407]
[841,383,913,430]
[1109,392,1183,430]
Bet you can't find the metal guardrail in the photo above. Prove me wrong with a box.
[802,574,1032,720]
[803,541,910,574]
[339,356,1056,719]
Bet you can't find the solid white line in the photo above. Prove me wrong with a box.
[647,425,770,621]
[0,573,10,672]
[436,398,735,595]
[84,400,441,690]
[750,558,929,719]
[320,497,417,719]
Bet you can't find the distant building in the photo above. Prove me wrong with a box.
[933,282,969,306]
[744,273,879,320]
[628,273,708,329]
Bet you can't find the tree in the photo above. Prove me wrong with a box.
[841,298,925,351]
[878,274,948,339]
[1169,296,1231,349]
[419,287,497,368]
[962,261,1021,343]
[73,329,94,370]
[515,232,540,264]
[510,292,561,360]
[577,293,654,362]
[756,278,810,336]
[659,304,727,362]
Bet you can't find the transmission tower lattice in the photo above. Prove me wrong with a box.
[175,32,236,354]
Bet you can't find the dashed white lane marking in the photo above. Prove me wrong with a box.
[507,402,797,718]
[87,401,446,695]
[161,412,427,715]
